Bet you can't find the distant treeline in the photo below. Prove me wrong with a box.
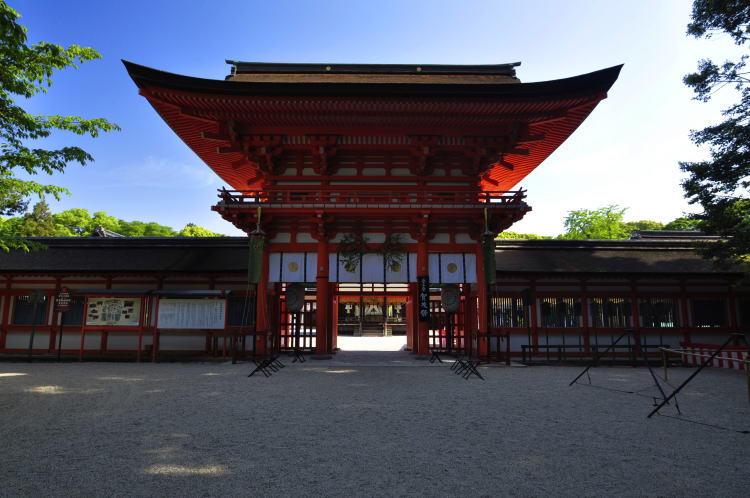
[498,206,700,240]
[0,201,225,238]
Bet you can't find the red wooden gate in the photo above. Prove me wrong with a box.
[427,298,466,353]
[279,298,317,352]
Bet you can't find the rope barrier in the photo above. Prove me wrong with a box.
[659,347,749,366]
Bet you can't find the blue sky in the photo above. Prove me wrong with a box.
[11,0,743,236]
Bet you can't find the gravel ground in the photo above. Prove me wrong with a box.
[1,359,749,497]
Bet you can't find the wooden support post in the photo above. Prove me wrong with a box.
[464,284,476,356]
[315,231,330,355]
[416,237,429,355]
[79,327,85,362]
[627,281,642,359]
[581,281,590,355]
[152,296,161,363]
[406,285,415,352]
[1,277,13,351]
[530,280,539,351]
[331,289,338,351]
[256,268,269,355]
[475,243,488,359]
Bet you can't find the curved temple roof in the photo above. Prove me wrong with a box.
[124,61,622,191]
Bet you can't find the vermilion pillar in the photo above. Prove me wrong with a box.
[416,237,429,355]
[249,247,270,355]
[475,243,489,358]
[315,233,330,354]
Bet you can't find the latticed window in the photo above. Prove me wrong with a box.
[639,297,679,328]
[739,299,750,328]
[60,296,85,326]
[539,297,581,328]
[490,296,526,328]
[227,295,255,327]
[12,295,48,326]
[691,299,728,327]
[589,297,631,328]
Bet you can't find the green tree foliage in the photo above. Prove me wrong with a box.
[52,207,92,236]
[118,220,176,237]
[496,231,552,239]
[664,217,702,231]
[90,211,122,233]
[15,200,60,236]
[1,203,222,237]
[680,0,750,268]
[0,2,119,250]
[620,220,665,233]
[558,205,629,240]
[178,223,224,237]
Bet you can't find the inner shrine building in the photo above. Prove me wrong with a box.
[123,59,621,356]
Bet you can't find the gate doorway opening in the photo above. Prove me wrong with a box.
[275,281,474,356]
[335,283,410,352]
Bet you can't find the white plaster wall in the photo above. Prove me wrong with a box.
[296,232,316,243]
[455,234,476,243]
[362,168,386,176]
[363,232,386,243]
[157,334,206,350]
[106,333,140,349]
[5,331,50,349]
[269,232,291,243]
[585,286,632,292]
[333,167,357,176]
[391,168,413,176]
[58,333,84,350]
[392,232,417,243]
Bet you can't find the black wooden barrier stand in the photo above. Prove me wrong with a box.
[450,353,485,380]
[648,333,750,418]
[248,354,285,378]
[569,330,677,410]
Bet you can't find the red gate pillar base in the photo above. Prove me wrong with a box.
[417,319,430,355]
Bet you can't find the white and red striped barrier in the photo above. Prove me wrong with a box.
[679,341,749,370]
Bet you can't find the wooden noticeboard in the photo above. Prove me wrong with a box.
[157,299,226,329]
[86,298,141,327]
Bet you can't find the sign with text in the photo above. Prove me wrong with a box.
[157,299,226,329]
[417,276,430,322]
[86,298,141,327]
[55,287,72,312]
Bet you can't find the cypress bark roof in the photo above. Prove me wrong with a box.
[0,237,735,277]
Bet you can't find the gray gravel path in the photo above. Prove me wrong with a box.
[0,360,748,497]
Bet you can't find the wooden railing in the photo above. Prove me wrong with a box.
[217,189,526,207]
